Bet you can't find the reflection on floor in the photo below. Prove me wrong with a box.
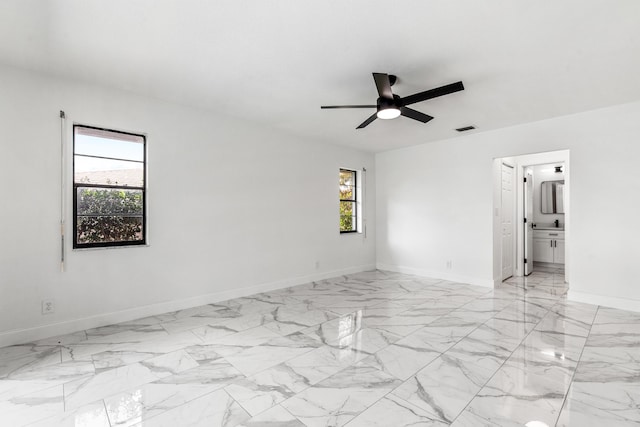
[1,270,638,426]
[532,261,566,275]
[505,268,567,294]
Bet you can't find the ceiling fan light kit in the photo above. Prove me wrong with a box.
[321,73,464,129]
[377,107,401,120]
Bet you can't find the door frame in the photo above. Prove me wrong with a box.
[492,150,570,286]
[523,168,534,275]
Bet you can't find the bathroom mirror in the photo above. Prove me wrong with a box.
[541,180,564,214]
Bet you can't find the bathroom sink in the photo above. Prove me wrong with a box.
[534,226,564,231]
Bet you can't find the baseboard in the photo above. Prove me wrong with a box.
[376,263,494,288]
[0,264,376,348]
[568,289,640,313]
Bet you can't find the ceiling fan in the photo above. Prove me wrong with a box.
[321,73,464,129]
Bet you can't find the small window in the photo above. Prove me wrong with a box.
[73,125,146,248]
[339,169,357,233]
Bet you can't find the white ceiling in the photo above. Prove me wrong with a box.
[1,1,639,152]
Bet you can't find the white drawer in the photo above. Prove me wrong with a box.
[533,230,565,239]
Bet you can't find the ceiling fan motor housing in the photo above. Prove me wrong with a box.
[377,94,402,112]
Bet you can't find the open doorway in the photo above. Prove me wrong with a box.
[523,163,566,277]
[493,150,570,287]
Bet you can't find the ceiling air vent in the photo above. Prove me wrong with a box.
[456,126,475,132]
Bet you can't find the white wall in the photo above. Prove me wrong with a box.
[531,164,565,226]
[0,65,376,346]
[376,100,640,311]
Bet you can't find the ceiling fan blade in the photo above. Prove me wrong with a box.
[401,81,464,106]
[400,107,434,123]
[356,112,378,129]
[373,73,394,99]
[321,105,376,109]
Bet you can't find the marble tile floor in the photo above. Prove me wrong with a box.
[1,270,638,426]
[531,262,565,275]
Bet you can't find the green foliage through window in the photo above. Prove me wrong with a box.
[339,169,357,232]
[76,188,143,244]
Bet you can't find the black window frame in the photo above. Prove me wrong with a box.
[72,124,147,249]
[339,168,358,233]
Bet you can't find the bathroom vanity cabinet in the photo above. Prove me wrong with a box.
[533,230,565,264]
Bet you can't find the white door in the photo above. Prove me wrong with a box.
[523,170,534,275]
[501,163,514,281]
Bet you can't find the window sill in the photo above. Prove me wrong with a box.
[72,243,150,251]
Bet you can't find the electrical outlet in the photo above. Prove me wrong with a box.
[42,299,55,315]
[315,261,320,270]
[446,260,453,269]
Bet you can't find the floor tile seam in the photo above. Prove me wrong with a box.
[101,399,113,427]
[280,382,382,425]
[88,354,103,380]
[152,382,244,424]
[57,346,64,367]
[158,311,247,333]
[343,387,423,426]
[323,304,457,369]
[225,378,300,422]
[0,348,59,366]
[5,403,61,427]
[546,300,591,319]
[2,380,66,410]
[553,304,600,427]
[6,346,70,378]
[319,298,401,316]
[4,361,96,391]
[320,327,405,350]
[220,341,319,381]
[266,314,344,337]
[286,356,386,402]
[0,382,45,407]
[187,328,206,346]
[223,381,274,419]
[390,368,484,426]
[194,321,282,347]
[62,361,171,412]
[87,342,160,363]
[419,298,535,373]
[156,387,245,425]
[87,370,234,427]
[278,403,305,426]
[367,304,461,348]
[320,283,458,316]
[81,333,174,354]
[83,323,171,342]
[446,298,557,425]
[365,297,425,315]
[133,376,206,422]
[0,350,66,379]
[415,296,509,353]
[91,346,193,373]
[1,382,68,426]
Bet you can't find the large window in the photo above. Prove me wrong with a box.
[339,169,357,233]
[73,125,146,248]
